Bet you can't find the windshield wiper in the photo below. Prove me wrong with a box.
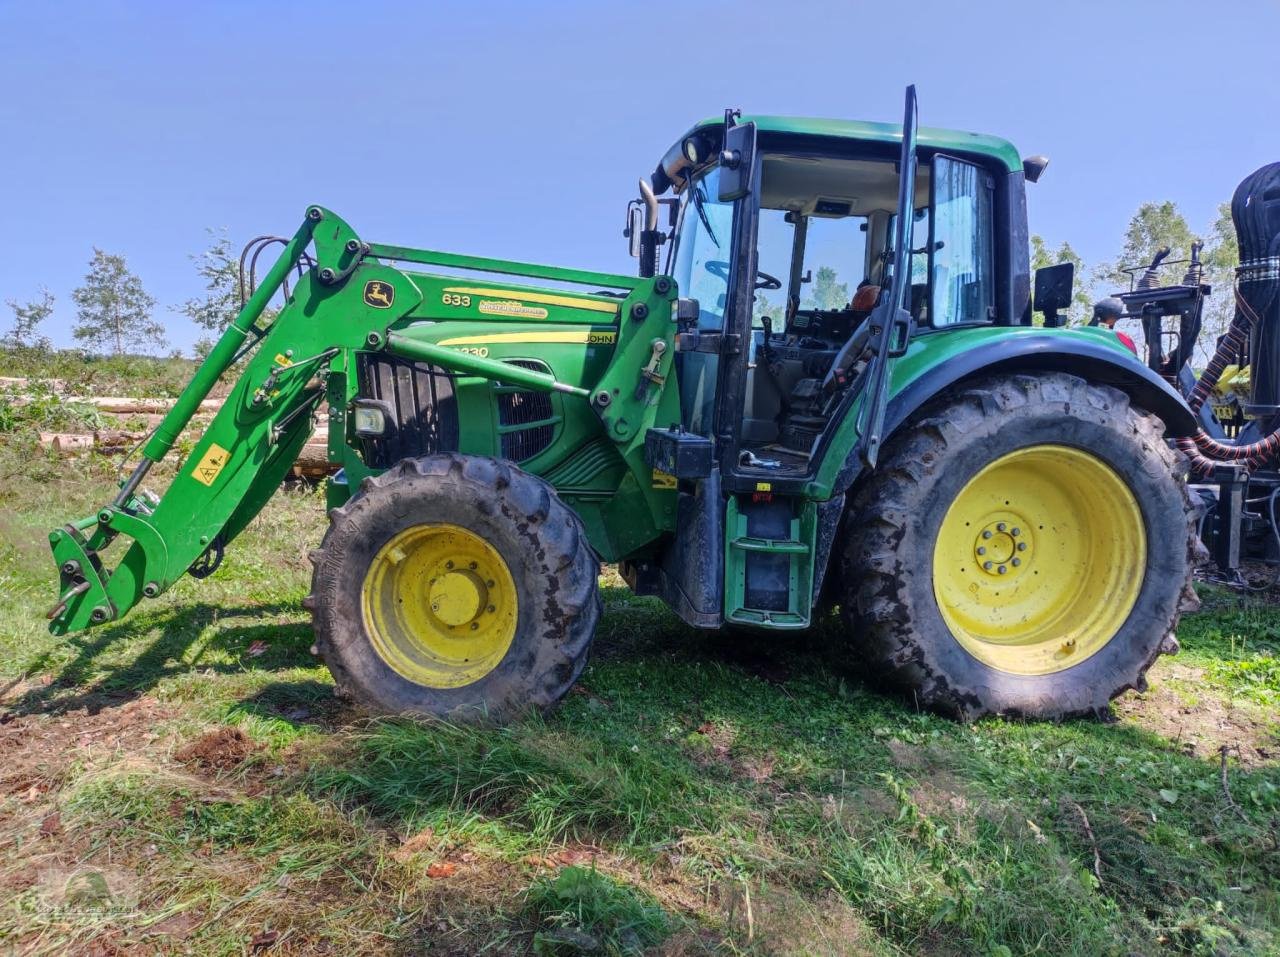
[691,182,720,248]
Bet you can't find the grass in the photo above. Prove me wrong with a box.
[1,362,1279,953]
[0,346,198,398]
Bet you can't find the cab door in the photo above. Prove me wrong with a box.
[708,118,763,473]
[853,85,920,469]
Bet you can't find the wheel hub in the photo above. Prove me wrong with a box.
[361,524,518,688]
[429,569,487,627]
[972,519,1030,576]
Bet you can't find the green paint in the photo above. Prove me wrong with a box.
[809,324,1133,498]
[46,206,680,635]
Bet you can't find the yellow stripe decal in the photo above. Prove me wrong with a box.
[437,330,617,346]
[442,286,621,314]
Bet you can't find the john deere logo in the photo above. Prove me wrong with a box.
[364,281,394,309]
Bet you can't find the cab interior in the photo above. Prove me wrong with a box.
[738,153,932,471]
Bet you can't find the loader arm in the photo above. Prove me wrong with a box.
[48,207,675,636]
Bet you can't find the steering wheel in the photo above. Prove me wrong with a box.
[705,260,783,291]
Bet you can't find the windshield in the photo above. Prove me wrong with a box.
[671,166,734,434]
[672,167,734,332]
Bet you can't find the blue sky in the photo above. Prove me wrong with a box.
[2,0,1278,351]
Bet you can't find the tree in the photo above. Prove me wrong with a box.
[1030,235,1092,325]
[4,289,54,351]
[178,228,240,333]
[1099,199,1240,361]
[805,265,849,311]
[1100,201,1198,291]
[71,249,164,355]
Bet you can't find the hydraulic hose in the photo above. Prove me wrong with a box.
[1175,163,1280,477]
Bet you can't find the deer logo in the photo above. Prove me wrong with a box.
[363,280,395,309]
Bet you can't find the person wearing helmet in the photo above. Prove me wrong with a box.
[1091,297,1138,356]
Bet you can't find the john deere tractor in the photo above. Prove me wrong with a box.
[46,87,1213,721]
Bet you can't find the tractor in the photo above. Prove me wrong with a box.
[51,86,1245,722]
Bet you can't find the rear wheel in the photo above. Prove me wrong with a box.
[842,373,1202,720]
[307,454,600,721]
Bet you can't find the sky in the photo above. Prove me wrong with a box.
[2,0,1279,352]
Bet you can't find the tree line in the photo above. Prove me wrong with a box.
[3,202,1243,357]
[2,229,240,358]
[1031,201,1238,343]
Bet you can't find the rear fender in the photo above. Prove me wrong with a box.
[832,330,1197,497]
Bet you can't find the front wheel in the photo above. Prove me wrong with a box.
[842,373,1202,720]
[307,454,600,722]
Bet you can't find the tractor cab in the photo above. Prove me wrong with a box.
[643,102,1031,495]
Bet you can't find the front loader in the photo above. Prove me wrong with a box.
[47,88,1212,721]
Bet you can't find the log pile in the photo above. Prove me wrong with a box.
[4,378,336,479]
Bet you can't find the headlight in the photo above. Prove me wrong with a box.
[351,399,393,437]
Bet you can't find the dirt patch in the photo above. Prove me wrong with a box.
[683,720,781,788]
[910,769,972,819]
[175,726,259,774]
[1115,664,1280,764]
[0,695,173,798]
[717,882,879,955]
[885,738,927,770]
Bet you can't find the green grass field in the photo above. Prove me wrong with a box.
[1,436,1278,955]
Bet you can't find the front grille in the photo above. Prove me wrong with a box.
[356,353,458,468]
[498,360,556,462]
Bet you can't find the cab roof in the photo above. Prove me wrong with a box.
[669,114,1023,178]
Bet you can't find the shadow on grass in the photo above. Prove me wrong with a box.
[231,678,349,729]
[2,601,314,719]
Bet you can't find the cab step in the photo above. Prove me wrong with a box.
[725,493,817,628]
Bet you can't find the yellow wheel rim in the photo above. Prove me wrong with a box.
[931,445,1145,676]
[361,524,518,689]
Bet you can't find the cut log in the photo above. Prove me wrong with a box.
[290,442,336,478]
[39,431,142,453]
[8,394,222,414]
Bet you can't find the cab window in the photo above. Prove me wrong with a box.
[930,155,995,325]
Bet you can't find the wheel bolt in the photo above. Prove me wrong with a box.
[486,604,495,613]
[486,580,495,588]
[977,546,986,555]
[1017,542,1027,551]
[1011,527,1020,536]
[470,622,479,630]
[983,561,993,570]
[469,561,477,570]
[431,603,440,612]
[1012,558,1021,567]
[997,522,1006,532]
[446,561,454,569]
[997,565,1007,575]
[982,530,992,539]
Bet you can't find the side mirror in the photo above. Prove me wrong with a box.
[717,119,757,202]
[624,202,645,259]
[1033,261,1074,327]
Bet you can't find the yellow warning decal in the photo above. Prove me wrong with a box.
[191,443,230,487]
[755,482,772,492]
[273,353,293,367]
[652,469,677,489]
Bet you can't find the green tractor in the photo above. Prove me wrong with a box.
[46,87,1204,721]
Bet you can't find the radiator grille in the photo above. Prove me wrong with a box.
[498,360,556,462]
[355,353,458,468]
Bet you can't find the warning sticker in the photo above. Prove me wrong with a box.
[651,469,677,490]
[191,443,230,487]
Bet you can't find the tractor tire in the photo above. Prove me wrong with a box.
[306,454,600,722]
[842,372,1202,721]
